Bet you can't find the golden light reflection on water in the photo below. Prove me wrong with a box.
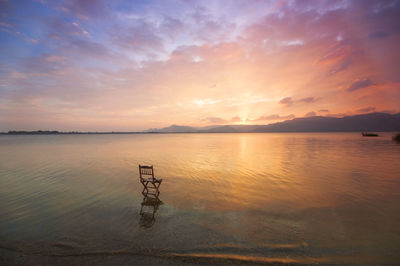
[141,133,388,212]
[1,133,400,264]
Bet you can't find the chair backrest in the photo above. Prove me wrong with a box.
[139,165,154,180]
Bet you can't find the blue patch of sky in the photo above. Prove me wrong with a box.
[0,1,54,62]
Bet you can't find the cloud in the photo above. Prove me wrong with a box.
[279,97,293,106]
[11,72,27,79]
[279,96,318,107]
[112,19,164,52]
[62,0,111,20]
[189,5,237,43]
[231,116,241,122]
[21,54,69,75]
[193,98,222,106]
[47,17,91,40]
[0,0,11,12]
[356,106,376,113]
[368,31,391,39]
[160,17,184,39]
[315,41,360,75]
[67,39,110,58]
[201,117,227,124]
[305,111,316,117]
[44,17,111,59]
[346,78,374,92]
[252,114,295,121]
[0,22,13,28]
[319,109,329,113]
[299,96,318,103]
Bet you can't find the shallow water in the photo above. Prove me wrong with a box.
[0,133,399,264]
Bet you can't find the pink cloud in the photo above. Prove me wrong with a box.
[346,78,374,92]
[305,111,317,117]
[279,97,293,106]
[1,0,399,131]
[231,116,241,122]
[251,114,295,121]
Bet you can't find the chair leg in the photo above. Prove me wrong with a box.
[142,184,149,196]
[140,181,162,197]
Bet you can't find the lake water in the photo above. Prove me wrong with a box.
[0,133,399,264]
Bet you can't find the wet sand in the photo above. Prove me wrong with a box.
[0,248,190,266]
[0,247,317,265]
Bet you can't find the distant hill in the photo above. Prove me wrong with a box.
[253,112,400,132]
[3,113,399,135]
[145,124,198,133]
[147,113,400,133]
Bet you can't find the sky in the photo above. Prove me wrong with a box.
[0,0,399,131]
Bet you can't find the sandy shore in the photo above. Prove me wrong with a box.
[0,247,310,265]
[0,248,193,266]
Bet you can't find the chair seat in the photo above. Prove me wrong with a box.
[142,177,162,183]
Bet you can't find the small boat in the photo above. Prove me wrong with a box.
[393,133,400,142]
[362,132,378,137]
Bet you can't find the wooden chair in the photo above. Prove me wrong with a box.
[139,165,162,197]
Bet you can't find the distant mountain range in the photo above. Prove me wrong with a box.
[146,112,400,133]
[2,113,399,135]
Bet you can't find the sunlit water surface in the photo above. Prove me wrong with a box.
[0,133,399,264]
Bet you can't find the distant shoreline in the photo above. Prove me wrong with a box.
[0,131,144,135]
[2,113,399,134]
[0,130,398,135]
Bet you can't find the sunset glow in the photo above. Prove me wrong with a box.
[0,0,399,131]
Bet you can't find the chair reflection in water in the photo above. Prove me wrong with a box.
[139,195,162,228]
[138,165,163,228]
